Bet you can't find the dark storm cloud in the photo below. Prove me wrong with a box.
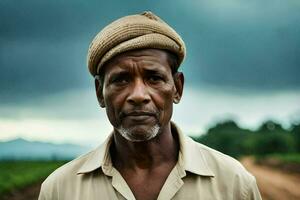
[180,1,300,90]
[0,0,152,103]
[0,0,300,104]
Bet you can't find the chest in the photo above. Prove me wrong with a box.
[123,172,169,200]
[58,170,237,200]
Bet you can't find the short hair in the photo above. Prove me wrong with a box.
[166,50,179,75]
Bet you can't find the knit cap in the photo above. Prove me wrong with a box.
[87,11,186,76]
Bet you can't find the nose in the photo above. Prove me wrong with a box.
[127,79,151,105]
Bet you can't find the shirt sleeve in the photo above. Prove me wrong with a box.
[245,176,262,200]
[38,179,57,200]
[38,182,47,200]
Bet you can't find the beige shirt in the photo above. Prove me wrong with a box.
[38,123,261,200]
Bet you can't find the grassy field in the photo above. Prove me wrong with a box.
[0,160,66,197]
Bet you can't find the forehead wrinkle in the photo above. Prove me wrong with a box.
[108,61,168,77]
[140,60,170,74]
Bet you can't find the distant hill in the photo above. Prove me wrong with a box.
[0,138,91,160]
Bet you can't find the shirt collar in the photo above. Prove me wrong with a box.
[172,122,215,177]
[77,122,214,177]
[77,133,114,175]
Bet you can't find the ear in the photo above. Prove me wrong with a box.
[95,76,105,108]
[172,72,184,104]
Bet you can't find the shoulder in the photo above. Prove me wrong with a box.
[39,149,97,199]
[202,143,248,171]
[196,139,253,181]
[49,150,93,177]
[188,137,250,176]
[187,137,260,199]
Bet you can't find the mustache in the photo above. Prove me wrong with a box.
[120,110,159,119]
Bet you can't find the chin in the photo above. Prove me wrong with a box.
[117,124,161,142]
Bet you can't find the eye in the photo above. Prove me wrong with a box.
[110,74,130,85]
[148,74,165,83]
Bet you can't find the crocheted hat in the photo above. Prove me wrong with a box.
[87,11,186,76]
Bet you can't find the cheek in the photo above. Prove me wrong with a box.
[104,88,127,125]
[151,84,175,121]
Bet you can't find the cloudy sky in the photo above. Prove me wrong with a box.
[1,0,299,146]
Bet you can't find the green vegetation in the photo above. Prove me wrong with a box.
[258,153,300,164]
[193,120,300,159]
[0,160,66,197]
[254,153,300,173]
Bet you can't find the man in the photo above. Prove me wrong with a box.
[38,11,261,200]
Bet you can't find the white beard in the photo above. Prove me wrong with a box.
[117,124,160,142]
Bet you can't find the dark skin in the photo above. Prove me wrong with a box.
[95,49,184,200]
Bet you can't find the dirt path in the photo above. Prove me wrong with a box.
[241,157,300,200]
[1,182,41,200]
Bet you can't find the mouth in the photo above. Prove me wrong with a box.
[121,111,157,122]
[126,111,155,116]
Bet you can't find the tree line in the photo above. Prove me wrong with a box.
[193,120,300,158]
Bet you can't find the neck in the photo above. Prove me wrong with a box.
[111,123,179,171]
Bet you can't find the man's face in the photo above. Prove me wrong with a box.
[96,49,183,142]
